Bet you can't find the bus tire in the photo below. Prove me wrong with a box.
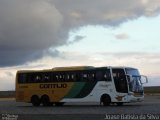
[41,95,51,106]
[55,102,64,106]
[101,94,111,106]
[116,102,123,106]
[31,95,40,106]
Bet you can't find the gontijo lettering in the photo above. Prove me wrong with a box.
[40,83,67,89]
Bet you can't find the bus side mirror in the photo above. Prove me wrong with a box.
[140,75,148,84]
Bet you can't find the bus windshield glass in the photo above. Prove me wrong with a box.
[125,68,143,93]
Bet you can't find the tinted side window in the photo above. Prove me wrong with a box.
[65,72,76,81]
[53,72,76,82]
[81,70,95,81]
[53,72,65,82]
[18,73,27,83]
[42,72,52,82]
[30,73,42,83]
[112,69,125,80]
[112,68,128,93]
[96,69,111,81]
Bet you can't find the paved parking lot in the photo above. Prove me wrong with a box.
[0,95,159,120]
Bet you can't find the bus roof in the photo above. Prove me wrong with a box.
[17,66,95,73]
[52,66,94,71]
[110,66,137,70]
[16,66,137,73]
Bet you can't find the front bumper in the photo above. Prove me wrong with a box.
[127,95,144,102]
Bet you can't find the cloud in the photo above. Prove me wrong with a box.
[5,72,14,77]
[52,0,160,26]
[67,35,86,45]
[0,71,15,91]
[115,33,129,40]
[1,51,160,90]
[33,51,160,72]
[0,0,64,67]
[1,0,160,67]
[146,76,160,86]
[50,51,160,76]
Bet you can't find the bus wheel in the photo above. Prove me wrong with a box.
[55,102,64,106]
[41,95,50,106]
[31,95,40,106]
[116,102,123,106]
[101,94,111,106]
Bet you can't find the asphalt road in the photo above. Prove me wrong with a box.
[0,95,160,120]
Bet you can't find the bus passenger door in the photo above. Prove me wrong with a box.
[112,69,128,93]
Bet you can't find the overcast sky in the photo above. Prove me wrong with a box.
[0,0,160,90]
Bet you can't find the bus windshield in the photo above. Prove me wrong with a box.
[126,68,143,93]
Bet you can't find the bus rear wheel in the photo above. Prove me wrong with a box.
[55,102,64,106]
[101,94,111,106]
[41,95,51,106]
[31,95,40,106]
[116,102,123,106]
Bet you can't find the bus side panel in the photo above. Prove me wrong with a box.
[16,82,75,103]
[60,81,114,102]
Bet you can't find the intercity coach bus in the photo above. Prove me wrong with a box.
[16,66,148,106]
